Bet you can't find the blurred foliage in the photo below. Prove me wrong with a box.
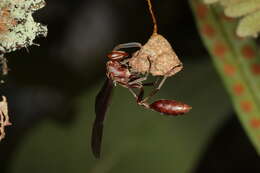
[190,0,260,154]
[10,60,231,173]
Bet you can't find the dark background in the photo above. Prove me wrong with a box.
[0,0,259,172]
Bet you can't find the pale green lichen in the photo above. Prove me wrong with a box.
[203,0,260,37]
[0,0,47,53]
[0,0,47,141]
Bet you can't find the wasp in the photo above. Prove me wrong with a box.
[91,42,191,158]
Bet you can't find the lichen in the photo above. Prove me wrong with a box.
[0,96,11,141]
[0,0,47,54]
[0,0,47,141]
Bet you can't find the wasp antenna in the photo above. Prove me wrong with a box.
[146,0,158,34]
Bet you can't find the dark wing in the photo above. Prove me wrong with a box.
[91,78,114,158]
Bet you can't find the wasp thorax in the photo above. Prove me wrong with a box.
[129,33,183,76]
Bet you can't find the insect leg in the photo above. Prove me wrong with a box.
[139,63,183,103]
[126,82,142,99]
[127,81,155,105]
[113,42,142,51]
[139,76,167,104]
[128,84,150,109]
[128,76,148,85]
[128,87,138,99]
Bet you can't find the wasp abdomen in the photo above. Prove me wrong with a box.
[150,99,191,116]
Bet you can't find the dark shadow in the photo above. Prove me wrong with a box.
[195,113,260,173]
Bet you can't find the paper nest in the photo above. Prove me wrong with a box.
[129,33,183,76]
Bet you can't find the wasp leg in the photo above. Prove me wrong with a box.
[128,76,147,85]
[127,80,156,106]
[128,85,150,109]
[128,87,138,99]
[139,63,183,103]
[139,76,167,104]
[113,42,142,51]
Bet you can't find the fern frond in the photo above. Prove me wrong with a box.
[204,0,260,37]
[191,0,260,155]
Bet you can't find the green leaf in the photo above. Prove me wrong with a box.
[224,0,260,17]
[203,0,260,37]
[237,10,260,37]
[190,0,260,155]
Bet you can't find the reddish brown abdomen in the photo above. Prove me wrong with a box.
[150,100,191,116]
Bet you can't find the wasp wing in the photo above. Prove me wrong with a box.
[91,78,114,158]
